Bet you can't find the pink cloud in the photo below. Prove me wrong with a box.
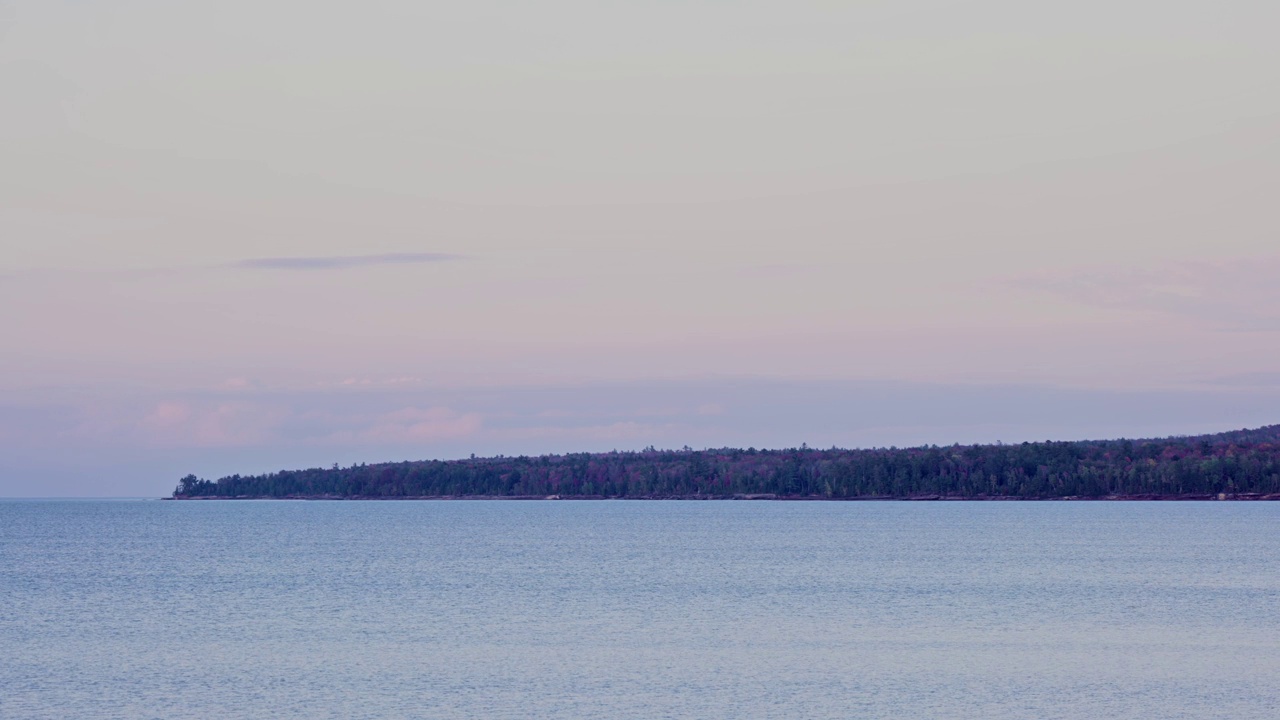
[137,400,287,447]
[144,402,192,427]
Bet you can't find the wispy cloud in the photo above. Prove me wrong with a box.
[1017,256,1280,332]
[231,253,463,270]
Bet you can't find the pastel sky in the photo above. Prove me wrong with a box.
[3,1,1279,496]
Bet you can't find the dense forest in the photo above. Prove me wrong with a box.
[173,424,1280,500]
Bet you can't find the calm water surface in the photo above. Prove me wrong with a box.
[2,500,1278,719]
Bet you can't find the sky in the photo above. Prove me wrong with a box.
[2,0,1279,496]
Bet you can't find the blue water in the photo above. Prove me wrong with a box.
[2,500,1278,719]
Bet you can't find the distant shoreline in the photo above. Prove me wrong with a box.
[165,493,1280,501]
[171,424,1280,501]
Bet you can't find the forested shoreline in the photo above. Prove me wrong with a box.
[172,424,1280,500]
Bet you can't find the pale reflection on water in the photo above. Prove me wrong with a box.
[2,500,1278,719]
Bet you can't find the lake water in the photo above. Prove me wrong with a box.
[2,500,1278,719]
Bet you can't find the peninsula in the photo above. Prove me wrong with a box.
[171,424,1280,500]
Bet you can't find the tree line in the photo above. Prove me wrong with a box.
[174,424,1280,499]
